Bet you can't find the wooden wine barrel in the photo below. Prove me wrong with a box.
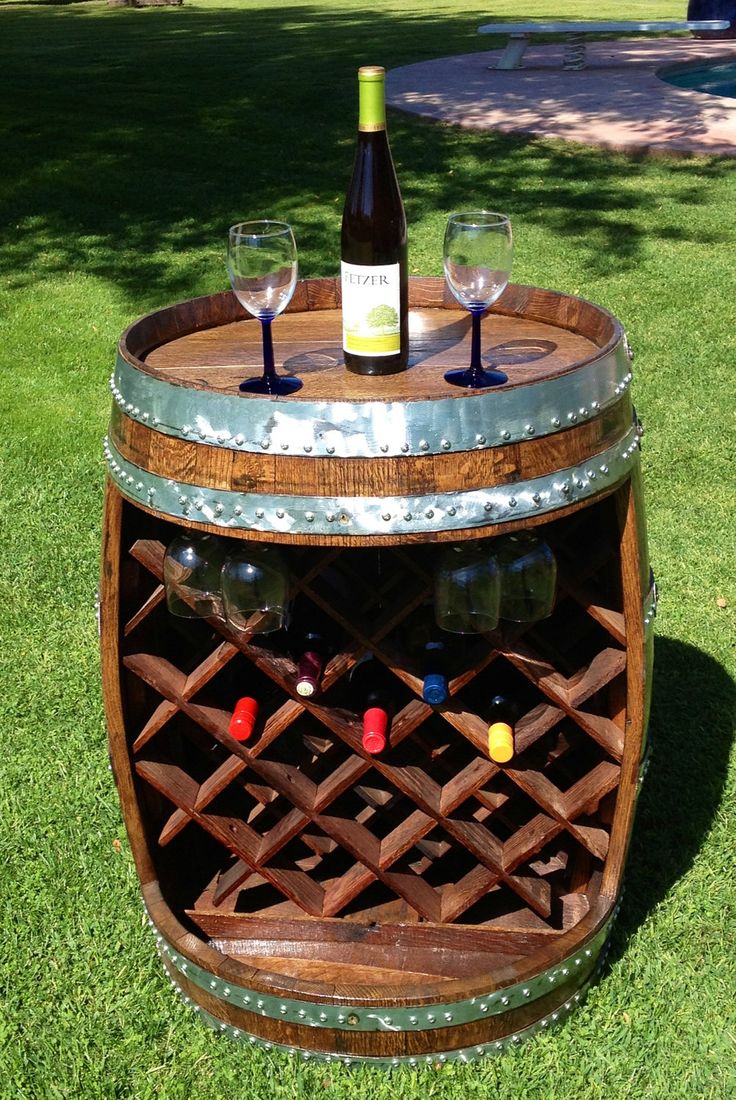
[100,278,655,1065]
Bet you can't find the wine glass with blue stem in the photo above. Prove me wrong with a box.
[227,220,302,395]
[443,211,513,389]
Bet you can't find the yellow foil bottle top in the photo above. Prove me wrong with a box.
[488,721,514,763]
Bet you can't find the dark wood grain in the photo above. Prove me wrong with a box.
[162,954,601,1057]
[600,481,648,898]
[100,483,159,888]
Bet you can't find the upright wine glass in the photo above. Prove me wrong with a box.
[443,211,513,389]
[227,220,302,395]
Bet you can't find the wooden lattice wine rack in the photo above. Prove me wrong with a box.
[100,279,654,1064]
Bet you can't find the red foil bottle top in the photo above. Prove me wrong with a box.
[362,706,388,754]
[229,696,259,741]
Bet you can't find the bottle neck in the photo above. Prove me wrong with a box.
[358,76,386,132]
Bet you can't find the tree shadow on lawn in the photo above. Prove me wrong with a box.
[607,633,735,962]
[1,2,734,310]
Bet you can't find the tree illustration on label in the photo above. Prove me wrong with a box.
[366,304,399,330]
[344,302,400,355]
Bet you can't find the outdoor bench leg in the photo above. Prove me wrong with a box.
[495,33,530,70]
[563,32,587,70]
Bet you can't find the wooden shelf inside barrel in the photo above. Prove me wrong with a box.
[111,491,630,992]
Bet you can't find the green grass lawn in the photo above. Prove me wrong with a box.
[1,1,734,1097]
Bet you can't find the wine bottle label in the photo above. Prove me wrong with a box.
[341,261,401,356]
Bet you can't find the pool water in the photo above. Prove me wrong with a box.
[660,59,736,100]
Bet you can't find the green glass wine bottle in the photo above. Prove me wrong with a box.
[340,65,408,375]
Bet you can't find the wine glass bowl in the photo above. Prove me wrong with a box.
[221,545,291,635]
[443,210,513,389]
[495,532,557,623]
[227,220,301,395]
[163,531,225,620]
[433,543,501,634]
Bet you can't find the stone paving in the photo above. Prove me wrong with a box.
[387,38,736,156]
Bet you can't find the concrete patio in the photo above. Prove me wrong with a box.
[387,38,736,156]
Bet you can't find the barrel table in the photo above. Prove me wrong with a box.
[99,278,655,1066]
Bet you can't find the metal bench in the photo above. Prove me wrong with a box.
[478,20,731,70]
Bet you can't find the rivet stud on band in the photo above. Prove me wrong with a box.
[161,964,606,1067]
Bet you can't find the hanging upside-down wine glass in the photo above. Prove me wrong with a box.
[163,531,225,619]
[433,542,501,634]
[221,545,291,635]
[495,531,557,622]
[227,220,302,395]
[443,211,513,389]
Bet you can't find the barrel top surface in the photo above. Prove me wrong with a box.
[107,277,636,538]
[125,278,620,403]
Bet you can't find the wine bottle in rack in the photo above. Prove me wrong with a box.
[420,638,449,707]
[350,654,394,755]
[340,65,408,376]
[229,696,259,742]
[288,602,339,699]
[404,605,453,706]
[487,695,517,763]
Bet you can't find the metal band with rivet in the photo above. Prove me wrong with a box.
[638,745,652,788]
[148,908,616,1034]
[643,578,658,632]
[103,421,640,536]
[157,940,618,1065]
[111,335,631,458]
[179,981,594,1066]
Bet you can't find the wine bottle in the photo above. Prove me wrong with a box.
[295,643,325,698]
[421,640,449,706]
[404,605,452,705]
[289,605,338,699]
[487,695,516,763]
[341,65,408,376]
[350,654,394,754]
[229,696,259,742]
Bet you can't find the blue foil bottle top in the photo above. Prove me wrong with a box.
[422,672,449,706]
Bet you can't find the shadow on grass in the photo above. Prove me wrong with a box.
[1,2,734,310]
[608,633,735,959]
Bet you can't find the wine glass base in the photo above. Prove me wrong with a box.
[239,375,302,396]
[444,367,508,390]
